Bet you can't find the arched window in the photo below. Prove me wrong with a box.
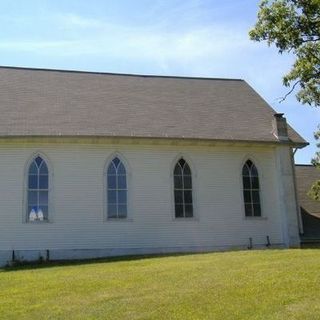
[27,156,49,221]
[174,158,193,218]
[107,157,127,219]
[242,160,261,217]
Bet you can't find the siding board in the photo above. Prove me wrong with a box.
[0,142,285,252]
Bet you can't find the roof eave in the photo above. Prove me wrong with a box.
[0,135,309,147]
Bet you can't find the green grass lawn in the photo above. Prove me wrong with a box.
[1,249,320,320]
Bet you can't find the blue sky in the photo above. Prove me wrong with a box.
[0,0,318,163]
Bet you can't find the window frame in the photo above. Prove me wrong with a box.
[171,155,198,221]
[103,153,132,222]
[23,152,53,223]
[241,157,264,219]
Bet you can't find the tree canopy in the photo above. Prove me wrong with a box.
[249,0,320,106]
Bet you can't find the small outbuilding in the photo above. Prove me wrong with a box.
[295,164,320,244]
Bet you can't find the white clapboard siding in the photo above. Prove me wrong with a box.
[0,140,294,251]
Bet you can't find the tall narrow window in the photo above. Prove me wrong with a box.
[27,156,49,221]
[174,158,193,218]
[107,157,127,219]
[242,160,261,217]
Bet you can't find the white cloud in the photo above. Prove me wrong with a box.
[56,13,105,29]
[0,14,252,65]
[0,12,299,98]
[0,40,74,51]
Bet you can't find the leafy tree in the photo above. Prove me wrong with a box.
[250,0,320,200]
[309,129,320,200]
[249,0,320,106]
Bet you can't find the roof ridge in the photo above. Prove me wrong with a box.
[0,65,244,82]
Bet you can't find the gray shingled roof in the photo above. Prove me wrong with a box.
[0,66,306,145]
[295,165,320,218]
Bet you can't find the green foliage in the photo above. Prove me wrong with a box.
[308,179,320,200]
[1,250,320,319]
[249,0,320,106]
[250,1,320,199]
[309,128,320,200]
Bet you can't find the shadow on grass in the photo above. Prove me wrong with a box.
[301,243,320,249]
[2,247,302,272]
[1,251,213,272]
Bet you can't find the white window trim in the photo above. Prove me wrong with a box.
[23,151,54,223]
[170,154,198,221]
[103,152,133,222]
[240,155,265,220]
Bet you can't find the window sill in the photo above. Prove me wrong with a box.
[244,216,267,221]
[172,217,199,222]
[26,220,51,224]
[106,218,133,223]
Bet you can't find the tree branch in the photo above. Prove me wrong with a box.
[301,38,320,43]
[278,80,301,103]
[308,51,320,63]
[278,70,320,103]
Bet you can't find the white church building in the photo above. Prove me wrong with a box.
[0,66,307,266]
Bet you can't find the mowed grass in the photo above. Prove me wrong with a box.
[1,250,320,320]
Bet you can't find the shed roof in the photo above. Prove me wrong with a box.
[295,165,320,218]
[0,66,307,145]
